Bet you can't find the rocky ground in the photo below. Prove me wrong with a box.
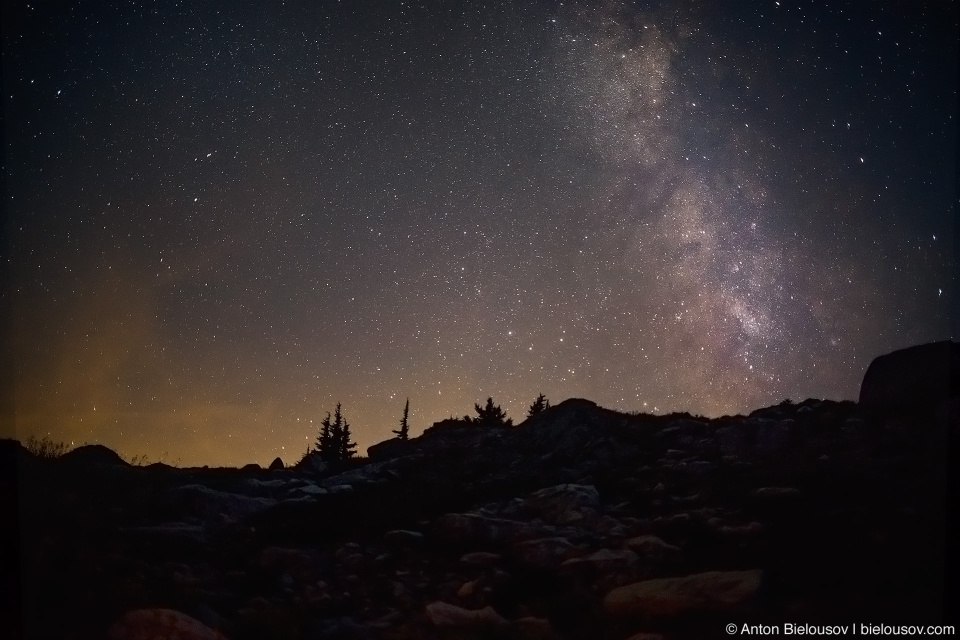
[3,343,958,640]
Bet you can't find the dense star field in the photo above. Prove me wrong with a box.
[5,1,956,466]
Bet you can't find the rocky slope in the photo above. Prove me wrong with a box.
[3,343,957,640]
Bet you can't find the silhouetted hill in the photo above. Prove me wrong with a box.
[6,342,957,640]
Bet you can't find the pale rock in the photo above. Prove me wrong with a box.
[327,484,354,495]
[296,483,328,495]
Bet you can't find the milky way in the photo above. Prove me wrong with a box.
[6,1,955,466]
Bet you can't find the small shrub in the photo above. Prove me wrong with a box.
[24,435,71,459]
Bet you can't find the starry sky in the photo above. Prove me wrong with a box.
[5,0,956,467]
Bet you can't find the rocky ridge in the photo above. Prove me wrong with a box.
[4,342,958,640]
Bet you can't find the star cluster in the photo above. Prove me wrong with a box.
[5,1,955,466]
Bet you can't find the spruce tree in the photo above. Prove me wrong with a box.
[473,397,513,428]
[317,412,333,461]
[331,403,345,460]
[316,403,357,463]
[527,393,550,418]
[340,419,358,460]
[393,398,410,440]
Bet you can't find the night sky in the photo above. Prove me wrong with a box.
[5,1,956,467]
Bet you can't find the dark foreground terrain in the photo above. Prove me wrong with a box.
[3,342,958,640]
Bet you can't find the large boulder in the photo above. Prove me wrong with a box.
[859,341,959,418]
[366,437,412,461]
[603,570,763,618]
[60,444,129,468]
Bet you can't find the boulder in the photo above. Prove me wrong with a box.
[295,483,328,496]
[424,602,507,627]
[60,444,129,468]
[268,457,285,470]
[623,535,681,557]
[295,452,328,475]
[859,341,959,418]
[367,437,412,461]
[603,569,763,618]
[560,548,639,577]
[108,608,228,640]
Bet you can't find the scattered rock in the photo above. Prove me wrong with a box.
[526,484,601,524]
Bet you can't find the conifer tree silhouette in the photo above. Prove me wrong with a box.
[317,403,357,462]
[317,412,333,461]
[393,398,410,440]
[339,415,358,460]
[473,397,513,428]
[527,393,550,418]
